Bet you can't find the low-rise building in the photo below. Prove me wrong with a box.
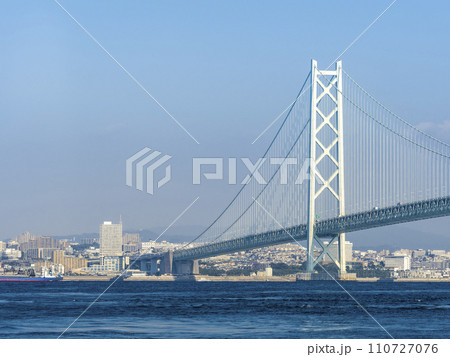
[1,248,22,260]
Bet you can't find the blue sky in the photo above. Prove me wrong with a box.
[0,0,449,239]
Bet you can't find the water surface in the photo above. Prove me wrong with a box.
[0,281,448,338]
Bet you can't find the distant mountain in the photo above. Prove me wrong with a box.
[125,229,196,243]
[53,229,196,244]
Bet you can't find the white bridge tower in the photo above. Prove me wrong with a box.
[306,60,346,276]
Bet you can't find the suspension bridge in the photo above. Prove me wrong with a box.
[138,60,450,277]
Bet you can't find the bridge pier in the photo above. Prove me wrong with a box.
[139,257,159,274]
[306,234,346,274]
[139,251,199,275]
[150,258,158,275]
[159,250,173,275]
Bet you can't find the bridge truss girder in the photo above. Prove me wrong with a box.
[167,197,450,262]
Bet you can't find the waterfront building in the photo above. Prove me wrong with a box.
[100,221,123,257]
[384,255,411,270]
[83,256,125,274]
[102,256,124,271]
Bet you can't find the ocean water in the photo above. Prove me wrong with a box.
[0,281,449,339]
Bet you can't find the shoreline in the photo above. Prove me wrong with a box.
[60,275,450,282]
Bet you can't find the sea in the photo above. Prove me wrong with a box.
[0,281,449,339]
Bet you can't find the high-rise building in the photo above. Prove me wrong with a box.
[100,221,123,257]
[15,232,36,244]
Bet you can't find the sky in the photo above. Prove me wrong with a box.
[0,0,449,240]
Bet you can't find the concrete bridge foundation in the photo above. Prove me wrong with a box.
[173,260,199,275]
[139,250,199,275]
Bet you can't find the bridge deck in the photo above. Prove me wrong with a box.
[167,197,450,261]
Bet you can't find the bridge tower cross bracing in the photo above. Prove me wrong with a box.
[306,59,346,275]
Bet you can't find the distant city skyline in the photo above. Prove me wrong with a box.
[3,221,450,252]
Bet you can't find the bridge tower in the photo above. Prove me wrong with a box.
[306,60,346,276]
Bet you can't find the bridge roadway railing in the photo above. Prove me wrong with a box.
[171,196,450,261]
[316,196,450,236]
